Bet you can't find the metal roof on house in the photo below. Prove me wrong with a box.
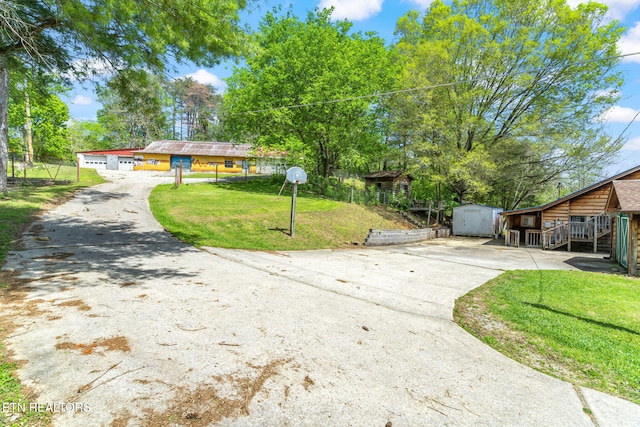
[77,149,138,156]
[501,164,640,216]
[137,141,251,157]
[609,180,640,213]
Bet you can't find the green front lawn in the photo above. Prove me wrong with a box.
[149,178,410,251]
[455,270,640,404]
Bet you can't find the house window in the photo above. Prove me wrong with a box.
[521,215,536,228]
[570,216,586,223]
[224,160,233,168]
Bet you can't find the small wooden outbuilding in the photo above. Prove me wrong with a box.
[606,180,640,275]
[363,170,412,197]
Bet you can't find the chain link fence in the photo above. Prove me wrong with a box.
[7,154,79,185]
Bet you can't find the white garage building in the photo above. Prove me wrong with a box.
[76,149,137,171]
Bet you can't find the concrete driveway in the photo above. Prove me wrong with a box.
[1,170,639,426]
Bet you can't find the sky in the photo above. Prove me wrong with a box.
[65,0,640,175]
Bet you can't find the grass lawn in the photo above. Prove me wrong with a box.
[149,178,411,250]
[454,270,640,404]
[0,166,105,427]
[183,172,246,179]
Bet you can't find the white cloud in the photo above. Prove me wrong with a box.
[318,0,384,21]
[71,95,92,106]
[619,22,640,63]
[182,69,226,90]
[601,105,640,123]
[406,0,435,8]
[622,136,640,150]
[67,57,118,81]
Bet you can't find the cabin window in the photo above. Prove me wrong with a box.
[570,216,586,223]
[521,215,536,228]
[224,160,233,168]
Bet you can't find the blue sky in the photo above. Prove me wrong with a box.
[65,0,640,175]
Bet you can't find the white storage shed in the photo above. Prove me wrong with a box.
[452,204,503,238]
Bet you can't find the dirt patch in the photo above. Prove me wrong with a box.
[302,375,315,391]
[53,299,91,311]
[33,252,75,260]
[119,281,137,287]
[55,336,131,355]
[138,358,290,426]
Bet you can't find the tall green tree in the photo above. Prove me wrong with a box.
[7,69,70,161]
[0,0,249,193]
[97,70,170,148]
[392,0,624,209]
[224,8,399,182]
[67,120,109,154]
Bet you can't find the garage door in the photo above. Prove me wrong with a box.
[170,156,191,170]
[83,155,107,170]
[118,157,134,171]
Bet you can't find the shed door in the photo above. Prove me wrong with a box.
[464,208,484,235]
[170,156,191,170]
[617,214,629,268]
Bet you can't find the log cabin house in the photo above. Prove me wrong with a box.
[501,165,640,252]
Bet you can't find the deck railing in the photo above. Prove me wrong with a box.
[542,223,569,249]
[542,212,611,251]
[505,229,520,247]
[525,229,542,247]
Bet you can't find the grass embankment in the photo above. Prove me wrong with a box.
[455,270,640,404]
[0,166,104,427]
[149,178,410,250]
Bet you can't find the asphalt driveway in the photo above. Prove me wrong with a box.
[1,170,639,426]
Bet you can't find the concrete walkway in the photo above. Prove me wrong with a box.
[1,170,639,426]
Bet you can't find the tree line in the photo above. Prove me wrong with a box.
[0,0,627,210]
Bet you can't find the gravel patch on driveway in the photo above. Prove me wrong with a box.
[1,170,638,426]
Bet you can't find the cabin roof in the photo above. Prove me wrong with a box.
[608,180,640,213]
[363,170,411,180]
[501,165,640,216]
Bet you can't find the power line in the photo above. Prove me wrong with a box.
[231,50,640,115]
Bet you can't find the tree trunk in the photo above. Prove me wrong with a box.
[0,61,9,195]
[25,90,34,164]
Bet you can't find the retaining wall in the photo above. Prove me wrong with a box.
[364,228,449,246]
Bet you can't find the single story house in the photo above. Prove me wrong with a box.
[501,165,640,251]
[76,149,137,171]
[606,180,640,275]
[133,140,256,173]
[364,170,412,197]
